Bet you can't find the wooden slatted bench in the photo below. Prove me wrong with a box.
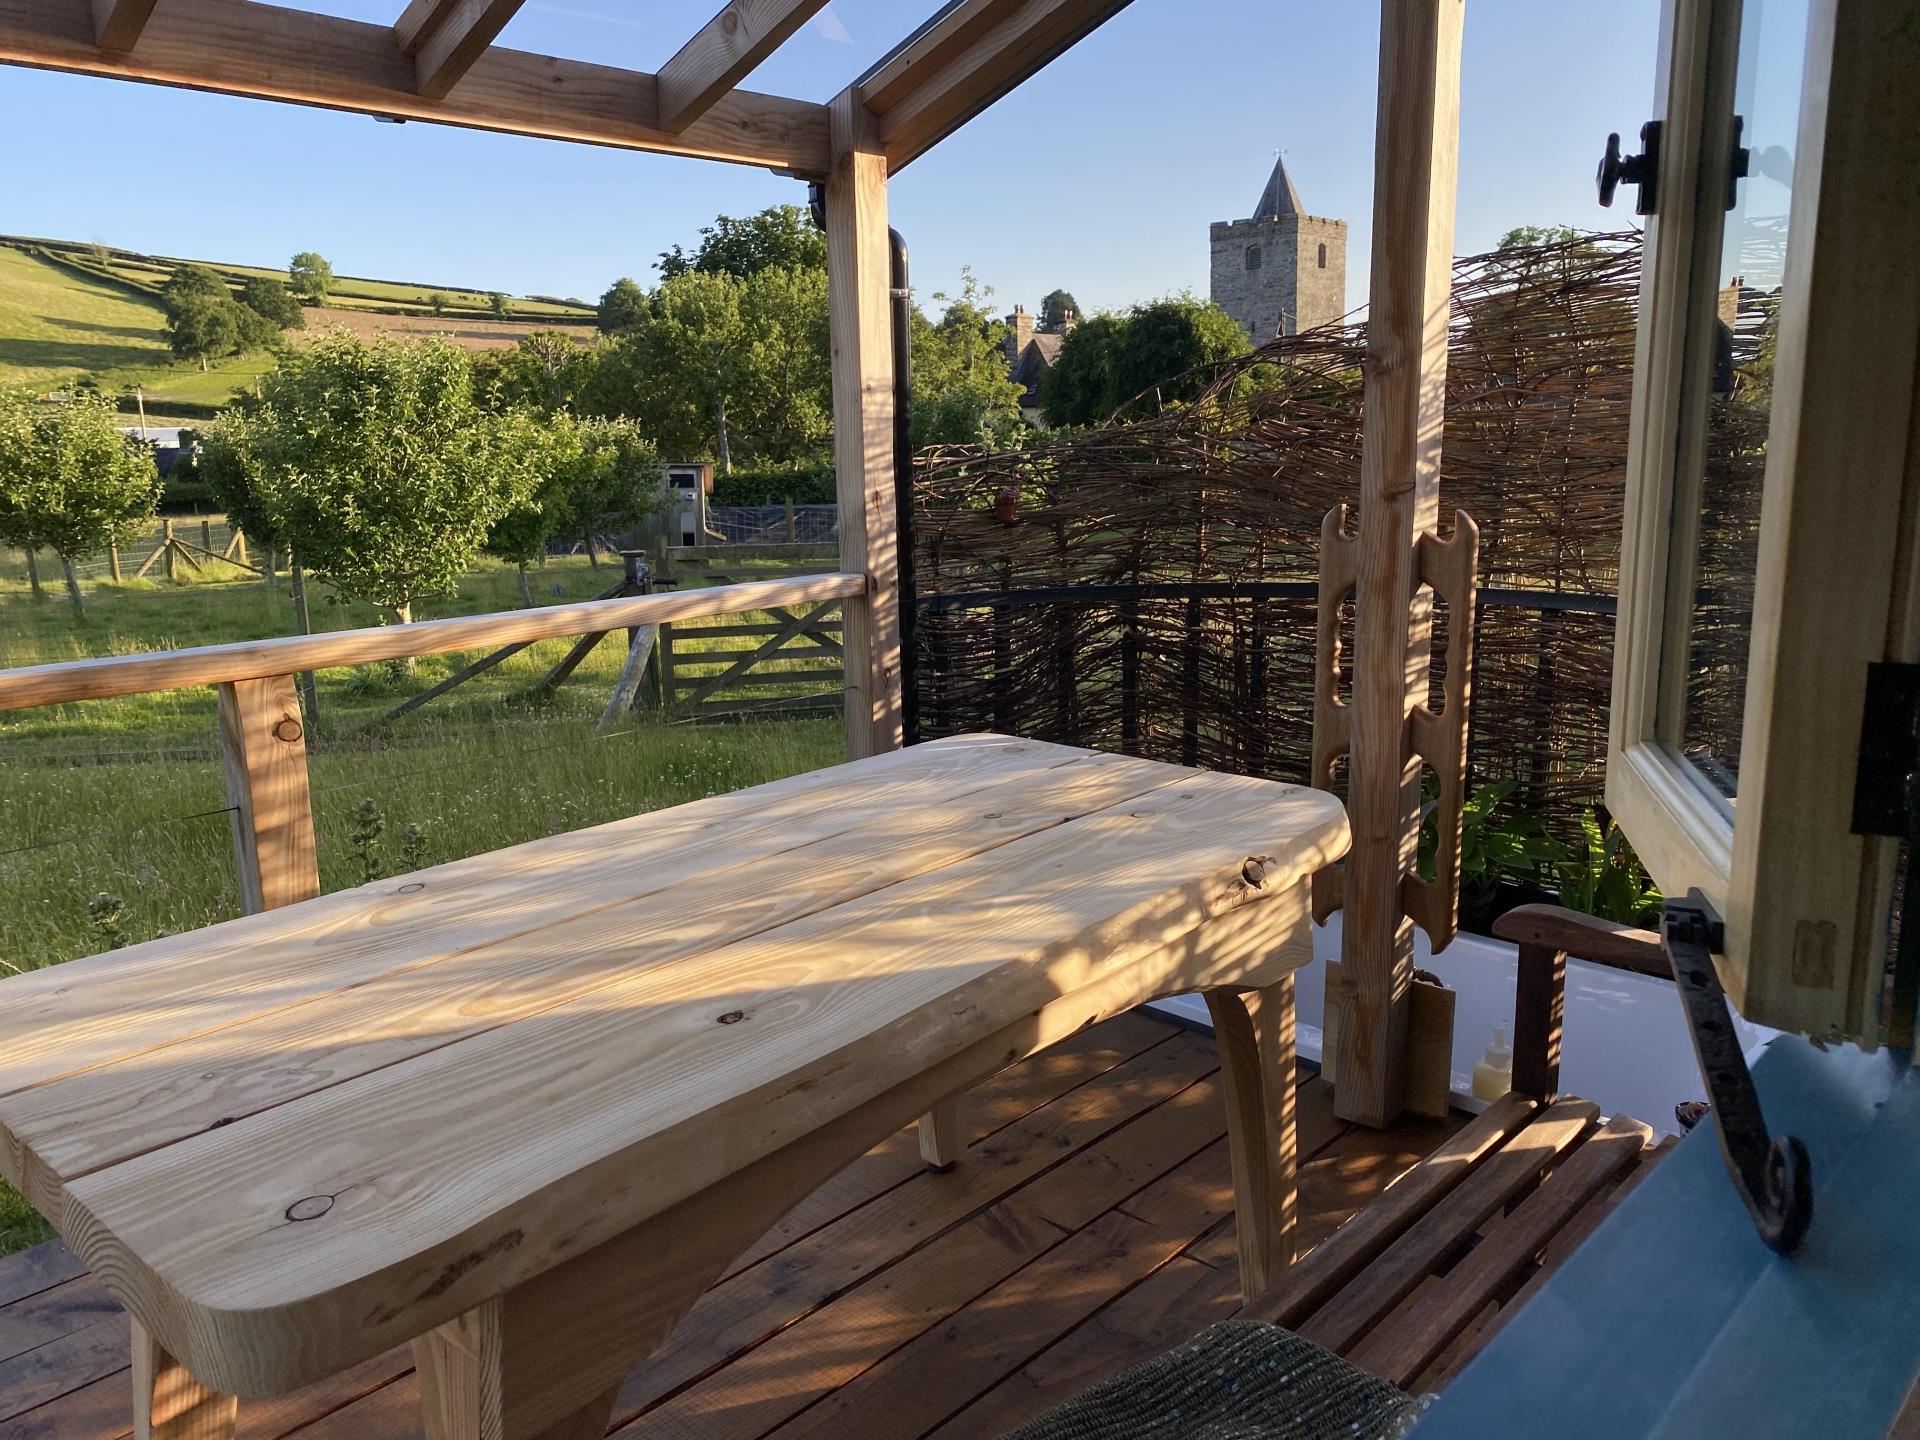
[1234,904,1676,1394]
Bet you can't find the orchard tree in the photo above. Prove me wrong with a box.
[473,330,590,414]
[240,276,306,331]
[287,251,334,302]
[490,291,511,318]
[196,403,288,586]
[226,333,541,624]
[486,413,662,603]
[657,204,824,281]
[0,389,161,617]
[596,277,648,334]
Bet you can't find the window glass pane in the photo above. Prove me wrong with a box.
[1676,0,1808,797]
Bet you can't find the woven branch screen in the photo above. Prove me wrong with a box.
[910,232,1767,847]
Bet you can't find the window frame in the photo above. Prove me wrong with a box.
[1608,0,1920,1041]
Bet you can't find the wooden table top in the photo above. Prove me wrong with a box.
[0,734,1346,1397]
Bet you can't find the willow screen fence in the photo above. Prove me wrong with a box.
[908,233,1767,868]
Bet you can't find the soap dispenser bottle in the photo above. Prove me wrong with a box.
[1472,1022,1513,1102]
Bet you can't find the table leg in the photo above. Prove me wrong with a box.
[917,1098,963,1171]
[133,1319,237,1440]
[1205,970,1300,1301]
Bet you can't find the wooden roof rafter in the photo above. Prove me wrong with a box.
[0,0,1135,179]
[393,0,529,99]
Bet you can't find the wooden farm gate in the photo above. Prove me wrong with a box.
[656,543,845,720]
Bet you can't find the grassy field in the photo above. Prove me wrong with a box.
[0,554,846,1255]
[0,239,597,417]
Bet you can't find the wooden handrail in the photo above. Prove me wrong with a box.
[0,573,868,712]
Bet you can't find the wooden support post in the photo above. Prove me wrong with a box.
[917,1098,962,1171]
[825,91,903,759]
[132,1318,236,1440]
[218,673,320,915]
[413,1298,620,1440]
[163,520,178,582]
[1336,0,1463,1128]
[108,542,122,584]
[200,519,214,556]
[1205,972,1299,1298]
[784,496,797,543]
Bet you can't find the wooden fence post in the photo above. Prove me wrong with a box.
[218,674,320,914]
[826,90,904,759]
[290,560,320,725]
[200,518,213,556]
[107,543,122,584]
[162,520,178,582]
[785,497,797,544]
[1335,0,1464,1129]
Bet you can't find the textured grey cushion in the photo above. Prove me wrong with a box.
[1002,1321,1421,1440]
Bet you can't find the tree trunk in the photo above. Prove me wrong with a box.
[61,557,84,619]
[714,394,732,476]
[518,564,533,608]
[23,548,44,600]
[263,542,279,591]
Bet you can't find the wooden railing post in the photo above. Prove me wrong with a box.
[825,90,903,759]
[107,542,122,584]
[218,674,320,914]
[162,520,178,582]
[1336,0,1464,1129]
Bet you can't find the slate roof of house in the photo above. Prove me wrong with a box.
[1012,332,1064,406]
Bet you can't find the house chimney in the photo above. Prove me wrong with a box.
[1061,307,1077,333]
[1005,304,1034,364]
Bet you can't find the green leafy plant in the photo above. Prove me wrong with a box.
[86,892,129,950]
[1419,780,1566,913]
[398,822,429,874]
[349,798,388,883]
[1557,808,1663,926]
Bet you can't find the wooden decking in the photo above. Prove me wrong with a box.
[1,1010,1599,1440]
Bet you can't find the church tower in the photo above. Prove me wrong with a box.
[1209,154,1348,345]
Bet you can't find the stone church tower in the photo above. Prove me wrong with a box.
[1209,154,1348,345]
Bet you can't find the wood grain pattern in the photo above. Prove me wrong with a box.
[216,677,319,917]
[825,93,902,759]
[861,0,1138,173]
[1336,0,1463,1128]
[1203,957,1301,1298]
[916,1099,963,1171]
[0,0,830,174]
[0,573,864,713]
[1491,904,1667,977]
[0,736,1069,1104]
[1310,503,1356,925]
[410,0,529,98]
[133,1321,235,1440]
[1401,514,1478,953]
[89,0,154,48]
[656,0,829,132]
[1240,1090,1535,1327]
[37,745,1342,1397]
[857,0,1029,114]
[1347,1113,1651,1386]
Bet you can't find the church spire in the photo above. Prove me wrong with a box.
[1252,152,1302,220]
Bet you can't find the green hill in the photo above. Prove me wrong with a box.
[0,237,598,420]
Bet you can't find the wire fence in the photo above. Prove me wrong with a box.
[706,505,839,545]
[2,517,252,585]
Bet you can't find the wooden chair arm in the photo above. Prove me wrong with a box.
[1492,904,1669,1103]
[1492,904,1667,977]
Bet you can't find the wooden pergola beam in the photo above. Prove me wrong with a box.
[0,0,830,174]
[90,0,155,49]
[856,0,1134,173]
[657,0,830,134]
[398,0,530,99]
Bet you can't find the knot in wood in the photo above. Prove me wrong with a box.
[285,1195,334,1222]
[717,1009,746,1025]
[1240,857,1270,888]
[273,716,304,744]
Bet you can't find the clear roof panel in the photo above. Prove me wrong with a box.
[288,1,931,103]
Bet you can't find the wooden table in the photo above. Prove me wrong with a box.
[0,734,1347,1440]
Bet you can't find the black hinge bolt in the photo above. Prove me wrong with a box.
[1597,121,1662,215]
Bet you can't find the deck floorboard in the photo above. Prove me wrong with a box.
[0,1013,1466,1440]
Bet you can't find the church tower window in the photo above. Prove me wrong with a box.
[1245,245,1262,272]
[1318,242,1328,269]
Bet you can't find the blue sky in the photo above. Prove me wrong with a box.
[0,0,1661,318]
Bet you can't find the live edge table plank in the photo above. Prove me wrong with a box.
[0,734,1349,1440]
